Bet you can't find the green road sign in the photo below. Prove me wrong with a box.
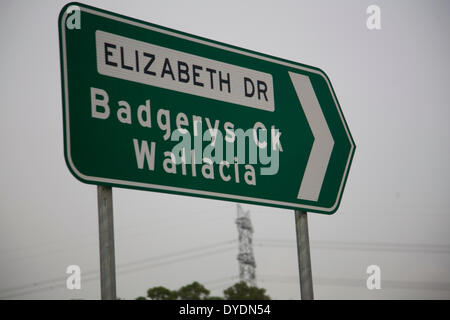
[58,3,355,214]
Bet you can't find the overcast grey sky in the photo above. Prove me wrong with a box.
[1,0,450,300]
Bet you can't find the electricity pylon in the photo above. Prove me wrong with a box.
[236,204,256,286]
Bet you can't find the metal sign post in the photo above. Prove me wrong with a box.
[97,185,117,300]
[295,210,314,300]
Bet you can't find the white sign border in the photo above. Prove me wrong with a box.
[60,4,355,214]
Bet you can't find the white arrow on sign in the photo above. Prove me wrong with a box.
[289,72,335,202]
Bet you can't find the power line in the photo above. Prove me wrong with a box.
[258,275,450,292]
[255,239,450,254]
[0,246,236,299]
[118,240,236,269]
[0,214,231,264]
[203,275,239,286]
[4,236,450,298]
[204,275,240,291]
[209,280,239,292]
[116,246,236,277]
[0,240,237,299]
